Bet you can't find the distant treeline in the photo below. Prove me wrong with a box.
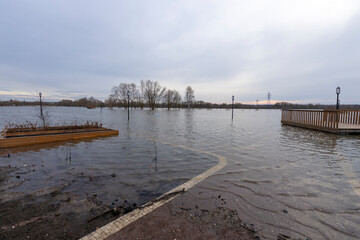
[0,97,103,108]
[1,98,359,110]
[1,80,358,109]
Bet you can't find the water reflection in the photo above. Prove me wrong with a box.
[280,125,338,153]
[185,110,195,142]
[65,145,72,168]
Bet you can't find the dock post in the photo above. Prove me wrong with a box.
[231,96,234,120]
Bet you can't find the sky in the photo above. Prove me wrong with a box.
[0,0,360,104]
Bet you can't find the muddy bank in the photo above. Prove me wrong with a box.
[103,174,310,240]
[0,166,134,240]
[105,184,259,240]
[107,205,257,240]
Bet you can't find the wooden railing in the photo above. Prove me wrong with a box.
[281,109,360,133]
[338,110,360,125]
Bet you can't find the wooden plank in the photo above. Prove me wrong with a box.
[281,121,338,133]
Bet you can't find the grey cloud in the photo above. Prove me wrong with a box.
[0,1,359,103]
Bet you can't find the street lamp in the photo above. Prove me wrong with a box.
[232,95,234,120]
[336,86,340,110]
[39,92,43,120]
[127,90,130,121]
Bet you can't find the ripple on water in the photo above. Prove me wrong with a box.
[1,107,360,239]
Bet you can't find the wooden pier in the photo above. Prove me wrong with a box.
[281,109,360,134]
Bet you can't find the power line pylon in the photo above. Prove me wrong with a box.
[267,92,271,106]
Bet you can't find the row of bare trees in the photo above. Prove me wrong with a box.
[106,80,195,110]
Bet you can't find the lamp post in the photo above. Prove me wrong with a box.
[232,95,234,120]
[39,92,43,119]
[336,87,340,110]
[127,90,130,121]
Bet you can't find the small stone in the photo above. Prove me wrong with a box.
[111,173,116,177]
[282,209,288,213]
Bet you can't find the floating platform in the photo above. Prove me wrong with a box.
[281,109,360,134]
[0,127,119,148]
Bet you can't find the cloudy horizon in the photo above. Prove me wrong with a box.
[1,0,360,104]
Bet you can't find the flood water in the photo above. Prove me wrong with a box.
[1,106,360,239]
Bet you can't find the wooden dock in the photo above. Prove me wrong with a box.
[281,109,360,134]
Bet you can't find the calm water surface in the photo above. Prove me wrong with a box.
[1,106,360,239]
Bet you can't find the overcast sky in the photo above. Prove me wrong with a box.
[0,0,360,104]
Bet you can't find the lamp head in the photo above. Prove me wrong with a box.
[336,87,340,94]
[232,96,234,101]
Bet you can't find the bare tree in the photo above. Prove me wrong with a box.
[185,86,195,109]
[163,89,182,110]
[141,80,166,110]
[105,96,117,108]
[135,86,145,109]
[37,92,50,127]
[110,83,138,107]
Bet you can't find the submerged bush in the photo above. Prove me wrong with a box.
[2,121,103,133]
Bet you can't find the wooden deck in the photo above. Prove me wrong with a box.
[281,109,360,134]
[0,127,119,148]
